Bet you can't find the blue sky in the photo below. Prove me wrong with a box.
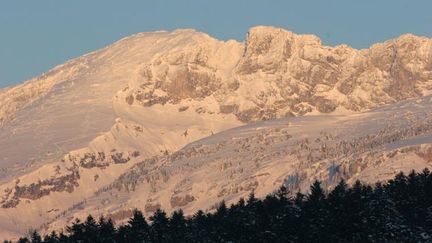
[1,0,431,88]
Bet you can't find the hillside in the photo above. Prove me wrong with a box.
[0,26,431,238]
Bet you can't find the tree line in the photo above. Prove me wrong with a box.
[7,168,432,242]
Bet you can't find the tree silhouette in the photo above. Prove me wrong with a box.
[128,209,149,242]
[168,210,187,242]
[98,216,116,243]
[149,208,169,242]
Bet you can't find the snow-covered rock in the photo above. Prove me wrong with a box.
[0,26,431,238]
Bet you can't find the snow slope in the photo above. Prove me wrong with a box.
[0,26,431,238]
[37,94,432,235]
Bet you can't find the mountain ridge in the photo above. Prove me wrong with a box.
[0,26,431,238]
[1,26,431,127]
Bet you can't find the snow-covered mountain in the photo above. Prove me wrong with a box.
[0,26,431,238]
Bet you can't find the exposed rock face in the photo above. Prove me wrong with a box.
[1,170,80,208]
[170,194,195,208]
[116,26,432,122]
[233,28,432,120]
[1,27,431,127]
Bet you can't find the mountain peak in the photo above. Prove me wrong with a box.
[395,32,426,41]
[1,26,432,238]
[173,28,198,33]
[246,25,321,45]
[247,25,293,35]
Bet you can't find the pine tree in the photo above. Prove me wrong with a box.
[150,208,170,242]
[17,238,30,243]
[98,216,116,243]
[215,200,227,218]
[294,191,305,208]
[169,210,187,242]
[300,180,330,242]
[275,186,298,242]
[29,230,42,243]
[83,215,99,242]
[189,210,209,242]
[246,191,258,206]
[407,170,425,227]
[43,231,59,243]
[327,180,348,241]
[364,183,413,242]
[115,225,131,243]
[344,180,369,242]
[66,218,85,242]
[128,209,149,242]
[275,185,291,202]
[57,231,68,243]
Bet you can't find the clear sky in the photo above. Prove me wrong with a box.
[1,0,431,88]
